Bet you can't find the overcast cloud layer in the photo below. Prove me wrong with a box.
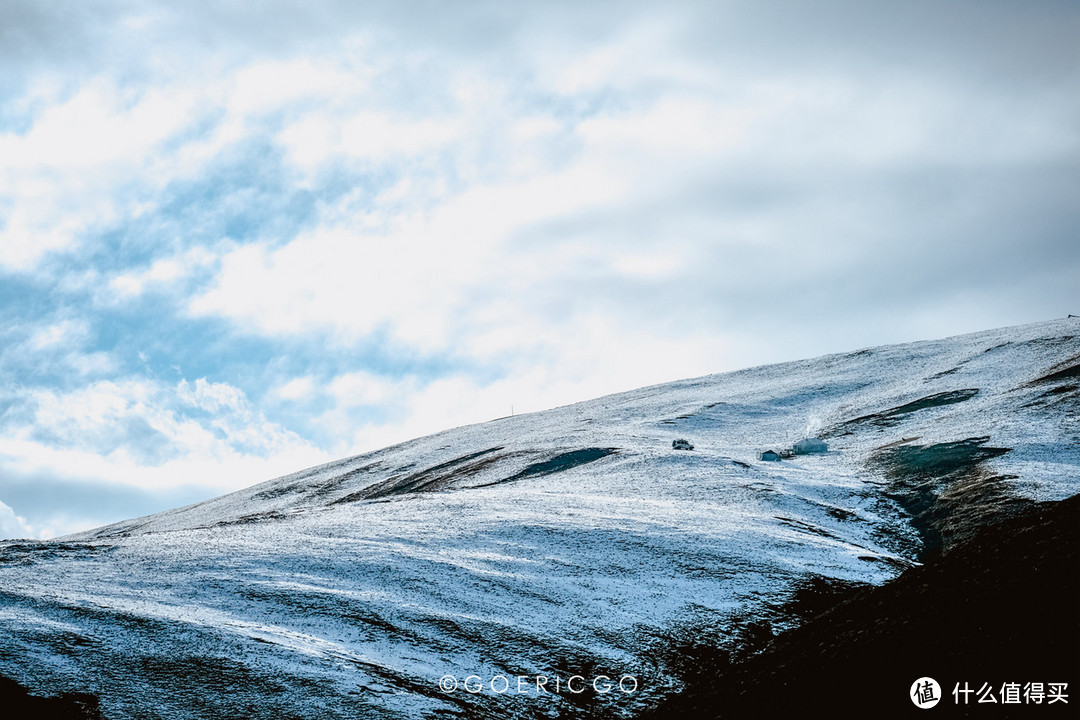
[1,1,1078,537]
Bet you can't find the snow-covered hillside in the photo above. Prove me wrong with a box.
[1,318,1078,719]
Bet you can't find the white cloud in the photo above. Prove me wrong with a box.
[0,82,196,171]
[326,371,402,408]
[278,110,463,170]
[0,49,377,272]
[0,431,324,517]
[0,500,34,540]
[187,153,633,353]
[27,319,90,351]
[272,375,317,402]
[177,377,248,414]
[108,246,216,300]
[0,378,328,500]
[0,80,206,270]
[0,316,117,379]
[227,55,375,117]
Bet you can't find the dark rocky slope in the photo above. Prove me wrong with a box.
[0,675,102,719]
[642,494,1079,718]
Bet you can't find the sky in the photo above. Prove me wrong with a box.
[1,1,1078,539]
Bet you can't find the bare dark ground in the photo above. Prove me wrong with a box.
[640,494,1080,719]
[0,675,102,719]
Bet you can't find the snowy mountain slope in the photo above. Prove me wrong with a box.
[0,318,1077,719]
